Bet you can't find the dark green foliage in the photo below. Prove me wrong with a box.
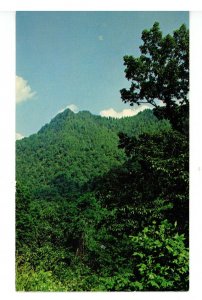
[118,129,189,236]
[16,110,171,291]
[16,22,188,291]
[118,21,189,237]
[16,183,33,248]
[121,23,189,105]
[120,22,189,135]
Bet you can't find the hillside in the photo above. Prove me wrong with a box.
[16,108,169,198]
[16,107,189,292]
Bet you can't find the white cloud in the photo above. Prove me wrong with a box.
[98,35,104,41]
[16,132,24,140]
[100,104,152,119]
[58,104,79,114]
[16,75,36,104]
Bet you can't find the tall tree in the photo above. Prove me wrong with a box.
[119,22,189,236]
[120,22,189,134]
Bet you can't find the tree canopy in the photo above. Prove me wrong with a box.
[120,22,189,134]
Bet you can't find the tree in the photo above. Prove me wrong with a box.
[119,23,189,242]
[120,22,189,134]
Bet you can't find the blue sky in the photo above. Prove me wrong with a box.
[16,11,189,138]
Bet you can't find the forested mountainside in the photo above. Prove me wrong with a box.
[16,22,189,292]
[16,109,188,292]
[16,109,169,197]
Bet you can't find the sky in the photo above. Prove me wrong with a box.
[16,11,189,138]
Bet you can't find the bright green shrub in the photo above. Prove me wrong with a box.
[130,220,189,291]
[16,262,67,291]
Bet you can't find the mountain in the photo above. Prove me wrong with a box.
[16,108,170,198]
[16,108,189,292]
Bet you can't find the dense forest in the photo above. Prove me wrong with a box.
[16,22,189,291]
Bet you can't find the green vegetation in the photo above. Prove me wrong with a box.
[130,220,189,291]
[16,22,189,291]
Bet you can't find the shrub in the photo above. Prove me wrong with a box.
[130,220,189,291]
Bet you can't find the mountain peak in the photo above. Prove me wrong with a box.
[59,108,75,115]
